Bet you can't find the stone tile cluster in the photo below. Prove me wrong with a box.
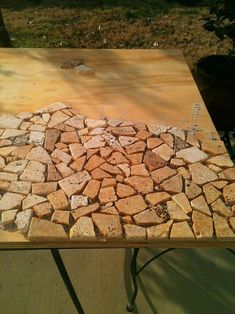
[0,102,235,242]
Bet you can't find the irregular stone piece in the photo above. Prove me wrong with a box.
[170,158,185,167]
[0,156,6,170]
[147,137,163,149]
[28,131,45,145]
[211,198,231,218]
[35,102,69,114]
[125,176,153,194]
[124,224,146,240]
[92,213,122,239]
[47,189,69,210]
[11,144,34,159]
[47,164,62,181]
[71,195,88,210]
[0,192,25,211]
[85,155,105,171]
[189,163,218,185]
[147,220,173,239]
[100,147,113,159]
[15,209,33,233]
[69,143,87,159]
[207,154,234,168]
[201,140,227,155]
[147,124,169,136]
[3,159,28,174]
[125,141,146,155]
[119,136,138,146]
[151,166,176,184]
[101,178,117,188]
[117,164,130,177]
[131,164,149,177]
[32,182,57,195]
[230,217,235,232]
[8,181,32,195]
[0,172,18,182]
[168,127,185,140]
[98,187,117,204]
[51,149,72,164]
[0,180,10,191]
[0,114,22,129]
[85,119,106,129]
[84,135,106,149]
[160,175,183,194]
[48,110,70,128]
[0,129,27,139]
[20,161,45,183]
[213,213,235,238]
[143,150,166,171]
[145,192,171,206]
[115,195,147,215]
[185,180,202,199]
[219,168,235,181]
[72,203,99,220]
[83,180,100,199]
[59,171,91,197]
[170,221,195,239]
[22,194,47,210]
[176,147,208,163]
[223,183,235,205]
[202,183,221,204]
[29,124,46,132]
[51,211,70,226]
[191,195,211,216]
[127,153,143,165]
[28,217,68,240]
[186,132,200,147]
[100,162,121,175]
[211,181,228,189]
[61,131,79,143]
[33,202,52,218]
[133,209,163,226]
[44,129,61,152]
[26,146,52,164]
[172,193,192,214]
[152,143,175,161]
[167,201,190,221]
[56,163,74,178]
[70,217,96,240]
[192,211,213,238]
[0,146,17,157]
[116,183,136,198]
[70,156,87,172]
[91,168,112,180]
[136,130,151,141]
[65,115,84,129]
[111,126,136,136]
[1,209,18,225]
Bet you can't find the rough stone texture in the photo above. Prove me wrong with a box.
[1,209,18,225]
[145,192,171,206]
[202,183,222,204]
[151,166,176,184]
[33,202,52,218]
[176,146,208,163]
[170,221,195,239]
[47,189,69,210]
[51,211,70,226]
[116,183,136,198]
[143,150,166,171]
[115,195,147,215]
[92,213,122,239]
[213,213,235,238]
[211,198,231,218]
[72,203,99,221]
[147,220,173,239]
[133,208,163,226]
[160,175,183,194]
[192,211,213,238]
[125,176,153,194]
[59,171,91,197]
[223,183,235,205]
[32,182,57,195]
[124,224,146,240]
[185,180,202,199]
[22,194,47,210]
[0,192,25,211]
[98,187,117,204]
[167,201,190,221]
[20,161,45,183]
[70,217,96,240]
[207,154,234,168]
[172,193,192,214]
[152,143,175,161]
[71,195,88,210]
[189,163,218,185]
[15,209,33,233]
[191,195,211,216]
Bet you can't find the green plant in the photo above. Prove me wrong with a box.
[202,0,235,55]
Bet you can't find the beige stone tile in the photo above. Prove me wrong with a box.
[20,160,45,183]
[185,180,202,199]
[22,194,47,210]
[86,148,100,160]
[98,187,117,204]
[147,137,163,149]
[219,168,235,181]
[203,183,222,204]
[84,155,105,171]
[72,203,99,221]
[172,193,192,214]
[47,164,62,181]
[100,147,113,159]
[201,140,227,155]
[0,139,12,148]
[36,102,69,114]
[145,191,171,206]
[0,146,17,157]
[101,206,119,215]
[117,163,130,177]
[130,164,149,177]
[0,180,10,191]
[83,179,100,200]
[160,175,183,194]
[92,213,122,239]
[168,127,185,140]
[170,158,185,167]
[71,195,88,210]
[70,156,87,172]
[47,189,69,210]
[211,181,228,189]
[0,192,25,211]
[33,202,52,219]
[91,168,112,180]
[207,154,234,168]
[56,162,74,178]
[61,131,79,143]
[152,143,175,161]
[147,124,169,136]
[125,141,146,155]
[32,182,57,196]
[85,119,106,129]
[107,152,129,165]
[125,176,153,194]
[44,129,61,152]
[0,172,18,182]
[127,153,143,165]
[147,220,173,239]
[213,212,235,238]
[118,136,138,146]
[176,146,208,163]
[15,209,33,233]
[11,144,34,159]
[136,130,151,141]
[124,224,146,240]
[223,183,235,205]
[28,124,46,132]
[191,195,211,216]
[116,183,136,198]
[8,181,32,195]
[192,211,213,239]
[133,208,163,226]
[51,148,72,164]
[51,211,70,226]
[0,114,22,129]
[115,195,147,215]
[186,132,200,147]
[70,217,96,240]
[160,133,174,148]
[151,166,176,184]
[111,126,136,136]
[0,129,28,139]
[167,200,190,221]
[189,163,218,185]
[3,159,28,174]
[26,146,52,164]
[170,221,195,239]
[101,178,117,188]
[28,131,45,146]
[211,198,231,218]
[1,209,18,225]
[84,135,106,149]
[47,110,70,128]
[65,115,84,129]
[143,150,166,171]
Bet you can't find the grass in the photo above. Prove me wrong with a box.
[1,0,232,70]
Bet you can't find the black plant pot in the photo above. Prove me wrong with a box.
[195,55,235,131]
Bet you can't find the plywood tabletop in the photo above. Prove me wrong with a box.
[1,48,233,249]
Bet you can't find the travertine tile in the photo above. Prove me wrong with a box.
[125,176,153,194]
[0,172,18,182]
[99,162,121,175]
[143,150,166,171]
[72,203,99,221]
[1,209,18,225]
[20,161,45,183]
[136,130,151,141]
[26,146,52,164]
[116,183,136,198]
[147,137,163,149]
[191,195,211,216]
[147,220,173,239]
[98,187,117,204]
[124,224,146,240]
[172,193,192,214]
[84,155,105,171]
[51,211,70,226]
[167,201,190,221]
[151,166,176,184]
[15,209,33,233]
[61,131,79,143]
[170,158,185,167]
[65,115,84,129]
[83,135,106,149]
[223,183,235,205]
[211,181,228,189]
[185,180,202,199]
[92,213,122,239]
[186,132,200,147]
[161,174,183,194]
[145,191,171,206]
[59,171,91,197]
[202,183,222,204]
[118,136,138,146]
[28,131,45,146]
[47,189,69,210]
[211,198,231,218]
[111,126,136,136]
[0,114,22,129]
[213,213,235,238]
[133,209,163,226]
[0,129,28,139]
[8,181,32,195]
[170,221,195,239]
[125,141,146,155]
[83,179,100,199]
[189,163,218,185]
[51,148,72,164]
[33,202,52,218]
[91,168,112,180]
[168,127,185,140]
[70,217,96,240]
[192,211,213,238]
[160,133,174,148]
[32,182,57,195]
[0,192,25,211]
[85,119,106,129]
[176,146,208,163]
[230,217,235,232]
[11,144,34,159]
[207,154,234,168]
[70,156,87,172]
[3,159,28,174]
[152,143,175,161]
[219,168,235,181]
[130,164,149,177]
[48,110,70,128]
[71,195,88,210]
[56,162,74,178]
[115,195,147,215]
[117,163,130,177]
[22,194,47,210]
[44,129,61,152]
[101,178,116,188]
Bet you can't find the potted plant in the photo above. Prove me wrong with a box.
[196,0,235,131]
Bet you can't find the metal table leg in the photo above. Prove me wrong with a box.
[51,249,85,314]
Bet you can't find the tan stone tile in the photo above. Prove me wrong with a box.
[28,131,45,145]
[20,121,33,130]
[61,131,79,143]
[0,192,25,211]
[201,140,227,155]
[47,189,69,211]
[47,164,62,181]
[51,148,72,164]
[65,115,84,129]
[124,224,146,240]
[70,156,86,172]
[18,112,33,120]
[147,220,173,239]
[86,148,99,160]
[44,129,61,152]
[32,182,58,195]
[33,202,52,218]
[28,124,46,132]
[48,110,70,128]
[98,187,117,204]
[207,154,234,168]
[125,141,146,155]
[170,158,185,168]
[99,162,120,175]
[15,209,33,234]
[20,160,45,183]
[56,162,74,178]
[80,135,92,144]
[170,221,195,239]
[0,139,12,148]
[232,205,235,215]
[172,193,192,214]
[160,175,183,194]
[0,146,17,157]
[77,128,89,136]
[22,194,47,210]
[117,163,130,177]
[71,195,88,210]
[213,212,235,238]
[92,213,122,239]
[115,195,147,215]
[11,144,34,159]
[185,180,202,199]
[192,211,213,239]
[168,127,185,140]
[84,155,105,171]
[72,203,99,221]
[111,126,136,136]
[135,130,151,142]
[116,183,136,198]
[101,206,119,215]
[211,198,231,218]
[191,195,211,216]
[30,115,47,125]
[91,168,112,180]
[130,164,149,177]
[101,178,117,188]
[26,146,52,165]
[70,217,96,240]
[89,127,106,135]
[8,181,32,195]
[84,135,106,149]
[0,129,27,139]
[3,159,28,174]
[118,136,138,146]
[107,152,128,165]
[218,168,235,181]
[167,200,190,221]
[186,132,200,147]
[208,164,223,173]
[211,181,228,189]
[203,183,221,204]
[0,172,18,182]
[147,124,169,136]
[151,166,176,184]
[127,153,143,165]
[83,179,100,200]
[230,217,235,232]
[0,156,5,170]
[143,150,166,172]
[116,174,124,183]
[28,217,68,240]
[152,143,175,161]
[55,142,68,149]
[176,146,208,163]
[85,119,106,129]
[145,191,171,206]
[51,211,70,226]
[189,163,218,185]
[108,119,122,127]
[223,183,235,205]
[35,102,69,114]
[122,216,133,224]
[68,143,86,160]
[100,147,113,159]
[42,113,51,122]
[133,208,163,226]
[1,209,18,225]
[0,180,10,191]
[147,137,163,149]
[160,133,174,148]
[59,171,91,197]
[125,176,154,194]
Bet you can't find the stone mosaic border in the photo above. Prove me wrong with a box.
[0,102,234,241]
